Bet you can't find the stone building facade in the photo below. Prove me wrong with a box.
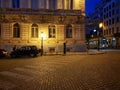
[0,0,86,53]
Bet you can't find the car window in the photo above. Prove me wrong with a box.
[26,47,31,50]
[31,46,37,50]
[18,46,37,50]
[20,47,26,50]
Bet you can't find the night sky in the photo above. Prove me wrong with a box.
[86,0,101,15]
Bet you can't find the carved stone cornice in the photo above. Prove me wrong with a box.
[0,12,85,24]
[0,14,6,22]
[0,8,82,16]
[58,16,66,24]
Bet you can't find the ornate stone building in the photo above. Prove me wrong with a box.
[0,0,86,53]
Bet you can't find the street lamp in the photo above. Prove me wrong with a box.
[98,23,103,51]
[99,23,103,29]
[40,32,46,56]
[97,30,100,51]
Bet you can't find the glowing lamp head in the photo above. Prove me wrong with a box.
[40,32,46,39]
[99,23,103,28]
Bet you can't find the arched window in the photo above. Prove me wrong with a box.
[12,0,20,8]
[31,24,38,38]
[13,23,20,38]
[48,25,56,38]
[66,24,72,38]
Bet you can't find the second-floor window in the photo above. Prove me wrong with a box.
[66,24,72,38]
[13,23,20,38]
[31,24,38,38]
[48,25,56,38]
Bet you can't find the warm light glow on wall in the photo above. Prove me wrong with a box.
[73,0,85,10]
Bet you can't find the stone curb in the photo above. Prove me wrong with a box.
[43,51,106,56]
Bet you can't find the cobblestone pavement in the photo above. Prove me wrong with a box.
[0,52,120,90]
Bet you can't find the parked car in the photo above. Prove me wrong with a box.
[0,49,8,57]
[10,46,41,58]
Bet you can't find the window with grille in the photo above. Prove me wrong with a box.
[48,25,56,38]
[31,24,38,38]
[13,23,20,38]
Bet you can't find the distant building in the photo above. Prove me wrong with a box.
[102,0,120,48]
[0,0,86,53]
[86,0,120,49]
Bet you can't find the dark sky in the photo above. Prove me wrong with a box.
[85,0,101,15]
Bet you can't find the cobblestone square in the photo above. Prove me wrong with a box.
[0,52,120,90]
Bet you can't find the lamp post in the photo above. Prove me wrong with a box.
[40,32,46,56]
[98,23,103,51]
[93,29,100,51]
[97,31,100,51]
[63,42,66,55]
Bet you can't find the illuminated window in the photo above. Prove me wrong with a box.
[12,0,20,8]
[48,25,56,38]
[31,24,38,38]
[66,24,72,38]
[13,23,20,38]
